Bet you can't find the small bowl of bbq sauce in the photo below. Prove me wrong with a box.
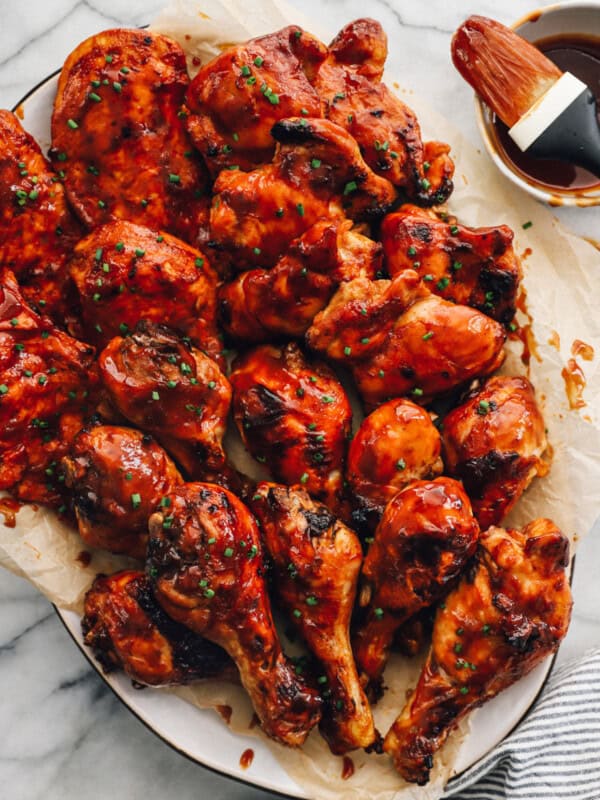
[475,1,600,206]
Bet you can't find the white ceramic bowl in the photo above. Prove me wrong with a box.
[474,1,600,207]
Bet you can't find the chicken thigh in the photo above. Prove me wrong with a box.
[353,478,479,693]
[442,375,548,528]
[229,343,352,512]
[82,570,233,685]
[99,322,231,478]
[62,425,183,559]
[384,518,572,784]
[51,29,209,244]
[147,482,322,746]
[0,111,82,326]
[186,26,327,175]
[315,20,454,204]
[381,205,521,324]
[0,269,96,507]
[209,117,395,272]
[68,220,221,363]
[250,483,375,754]
[219,218,382,342]
[346,398,443,530]
[306,271,506,407]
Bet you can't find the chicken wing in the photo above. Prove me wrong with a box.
[306,271,506,407]
[442,375,548,529]
[147,482,322,746]
[315,20,454,204]
[0,269,96,507]
[353,478,479,693]
[229,343,352,512]
[186,26,327,175]
[219,218,382,342]
[62,425,183,559]
[381,205,521,324]
[51,29,209,244]
[384,518,572,784]
[82,570,234,685]
[68,220,222,363]
[209,117,396,272]
[99,321,231,480]
[0,111,83,327]
[250,483,375,754]
[346,398,443,530]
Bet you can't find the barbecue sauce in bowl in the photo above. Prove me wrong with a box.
[492,34,600,192]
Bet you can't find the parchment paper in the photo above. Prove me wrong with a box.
[0,1,599,797]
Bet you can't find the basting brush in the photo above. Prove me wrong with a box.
[451,15,600,177]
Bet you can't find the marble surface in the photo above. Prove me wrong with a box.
[0,1,599,798]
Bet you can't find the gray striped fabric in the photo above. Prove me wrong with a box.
[443,648,600,800]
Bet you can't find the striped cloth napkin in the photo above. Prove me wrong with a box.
[444,648,600,800]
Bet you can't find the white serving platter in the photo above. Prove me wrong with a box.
[14,68,559,800]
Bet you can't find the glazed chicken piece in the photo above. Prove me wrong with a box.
[51,29,209,244]
[186,26,327,175]
[381,205,521,324]
[229,343,352,513]
[353,478,479,694]
[68,220,222,363]
[147,482,322,746]
[346,398,443,530]
[99,322,231,480]
[315,20,454,205]
[250,483,375,754]
[0,111,82,327]
[62,425,183,559]
[210,117,396,272]
[82,570,234,685]
[219,218,382,342]
[306,271,506,408]
[0,269,96,507]
[442,375,548,529]
[384,518,572,784]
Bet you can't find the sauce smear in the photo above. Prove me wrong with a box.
[0,496,22,528]
[492,34,600,192]
[341,756,355,780]
[571,339,595,361]
[239,748,254,769]
[216,704,232,724]
[561,358,587,409]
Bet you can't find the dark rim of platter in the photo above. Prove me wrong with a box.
[13,67,572,800]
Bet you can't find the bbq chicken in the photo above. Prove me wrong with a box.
[442,375,548,528]
[51,29,210,244]
[306,271,506,407]
[82,570,234,685]
[250,483,375,754]
[219,218,382,342]
[209,117,396,272]
[62,425,183,559]
[315,20,454,204]
[0,111,82,327]
[381,205,521,324]
[185,26,327,175]
[384,518,572,784]
[147,482,322,746]
[346,398,443,529]
[0,269,96,507]
[353,478,480,693]
[99,322,231,479]
[229,343,352,513]
[67,220,222,363]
